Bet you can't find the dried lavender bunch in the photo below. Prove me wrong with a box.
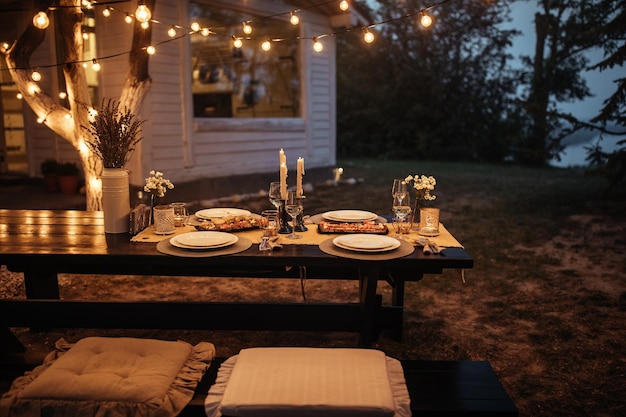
[82,99,146,168]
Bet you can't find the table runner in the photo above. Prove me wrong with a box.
[133,222,463,249]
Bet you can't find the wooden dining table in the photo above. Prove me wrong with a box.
[0,209,473,352]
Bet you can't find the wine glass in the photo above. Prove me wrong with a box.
[269,182,282,209]
[392,183,411,239]
[391,178,406,199]
[285,190,303,239]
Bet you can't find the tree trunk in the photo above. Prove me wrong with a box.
[5,0,154,210]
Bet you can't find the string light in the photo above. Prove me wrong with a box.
[146,45,156,55]
[16,92,23,100]
[59,92,67,99]
[312,37,323,52]
[232,35,243,48]
[290,11,300,26]
[243,21,252,35]
[420,11,433,28]
[91,58,101,71]
[140,21,150,29]
[31,70,41,81]
[2,0,456,83]
[27,83,40,95]
[33,11,49,29]
[135,3,152,24]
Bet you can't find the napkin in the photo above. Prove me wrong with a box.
[414,237,442,254]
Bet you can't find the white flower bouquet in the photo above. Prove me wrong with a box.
[144,170,174,198]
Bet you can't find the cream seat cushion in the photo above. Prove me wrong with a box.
[0,337,215,417]
[205,347,411,417]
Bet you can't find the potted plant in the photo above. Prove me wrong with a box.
[82,99,146,233]
[40,158,59,192]
[57,161,81,195]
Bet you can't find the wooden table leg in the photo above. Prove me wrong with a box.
[358,265,380,347]
[24,271,60,299]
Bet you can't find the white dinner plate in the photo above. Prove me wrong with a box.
[195,208,251,220]
[171,231,238,250]
[322,210,379,223]
[333,234,401,252]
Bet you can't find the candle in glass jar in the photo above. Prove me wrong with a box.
[280,162,288,200]
[296,157,304,197]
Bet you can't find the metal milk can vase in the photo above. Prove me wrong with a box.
[101,168,130,233]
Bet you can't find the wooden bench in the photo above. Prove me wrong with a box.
[1,354,517,417]
[179,358,518,417]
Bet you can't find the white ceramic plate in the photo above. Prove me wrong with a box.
[171,231,238,250]
[322,210,379,223]
[195,208,251,220]
[333,234,401,252]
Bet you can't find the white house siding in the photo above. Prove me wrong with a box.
[7,0,342,188]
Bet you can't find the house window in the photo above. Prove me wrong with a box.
[189,2,300,118]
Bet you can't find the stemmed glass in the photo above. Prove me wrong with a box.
[392,181,411,239]
[392,179,407,201]
[268,182,282,209]
[285,190,303,239]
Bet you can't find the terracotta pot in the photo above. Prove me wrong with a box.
[58,175,79,195]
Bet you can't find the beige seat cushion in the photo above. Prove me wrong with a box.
[0,337,215,417]
[205,347,411,417]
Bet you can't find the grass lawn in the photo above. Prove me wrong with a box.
[2,158,625,416]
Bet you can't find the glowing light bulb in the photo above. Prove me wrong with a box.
[243,22,252,35]
[420,12,432,28]
[83,32,89,40]
[92,59,101,71]
[135,4,152,23]
[33,11,49,29]
[37,115,45,124]
[191,22,200,32]
[125,14,133,24]
[16,92,23,100]
[31,70,42,81]
[2,42,9,52]
[140,21,149,29]
[363,28,375,43]
[313,38,323,52]
[290,12,299,25]
[27,83,40,95]
[59,92,67,99]
[82,62,88,68]
[146,45,156,55]
[168,26,177,37]
[232,36,243,48]
[102,7,110,17]
[261,40,271,51]
[339,0,349,11]
[200,27,210,37]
